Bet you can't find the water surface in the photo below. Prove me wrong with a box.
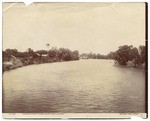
[3,60,145,113]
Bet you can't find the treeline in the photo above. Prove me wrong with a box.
[3,44,146,71]
[3,47,79,71]
[107,45,146,68]
[80,53,108,59]
[79,45,146,68]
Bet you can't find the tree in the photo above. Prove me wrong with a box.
[139,45,146,64]
[107,52,114,59]
[129,47,139,61]
[27,48,34,56]
[114,45,132,65]
[96,54,101,59]
[5,49,18,56]
[113,45,146,68]
[72,50,79,60]
[129,47,140,67]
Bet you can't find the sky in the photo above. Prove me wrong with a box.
[3,2,145,55]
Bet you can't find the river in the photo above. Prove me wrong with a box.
[3,59,145,113]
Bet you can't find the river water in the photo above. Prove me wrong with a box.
[3,60,145,113]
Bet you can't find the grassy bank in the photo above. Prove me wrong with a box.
[3,56,79,72]
[3,48,80,72]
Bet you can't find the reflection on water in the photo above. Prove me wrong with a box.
[3,60,145,113]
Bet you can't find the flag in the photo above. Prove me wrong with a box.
[46,43,50,46]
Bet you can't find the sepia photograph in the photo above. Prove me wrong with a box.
[2,2,147,118]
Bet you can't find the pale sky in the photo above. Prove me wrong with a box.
[3,2,145,55]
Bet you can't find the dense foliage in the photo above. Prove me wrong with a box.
[2,44,146,71]
[110,45,146,68]
[80,52,108,59]
[3,47,79,67]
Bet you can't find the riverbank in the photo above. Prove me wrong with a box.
[3,58,145,72]
[3,58,79,72]
[3,58,23,71]
[3,48,80,72]
[114,61,145,69]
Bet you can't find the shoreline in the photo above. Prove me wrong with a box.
[3,59,80,72]
[113,64,145,70]
[3,59,145,72]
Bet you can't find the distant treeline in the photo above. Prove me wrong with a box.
[80,53,108,59]
[80,45,146,68]
[2,44,146,71]
[3,47,79,71]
